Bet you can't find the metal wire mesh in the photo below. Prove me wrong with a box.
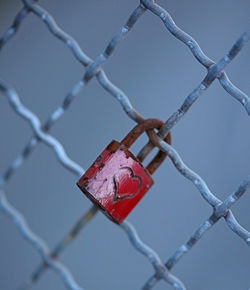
[0,0,249,289]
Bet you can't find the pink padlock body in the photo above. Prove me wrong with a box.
[77,140,154,224]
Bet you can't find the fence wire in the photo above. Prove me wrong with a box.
[0,0,249,289]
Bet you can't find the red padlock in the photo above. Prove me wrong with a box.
[77,119,171,224]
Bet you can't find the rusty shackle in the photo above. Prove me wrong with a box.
[120,118,171,175]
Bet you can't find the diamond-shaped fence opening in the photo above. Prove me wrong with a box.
[0,1,249,289]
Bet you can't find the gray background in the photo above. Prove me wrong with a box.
[0,0,250,289]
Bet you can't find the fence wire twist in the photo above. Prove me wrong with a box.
[0,0,249,289]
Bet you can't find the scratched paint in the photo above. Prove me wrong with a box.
[77,142,153,224]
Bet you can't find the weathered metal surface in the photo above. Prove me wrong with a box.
[77,119,170,224]
[120,118,171,174]
[78,141,153,224]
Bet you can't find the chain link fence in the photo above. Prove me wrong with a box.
[0,0,249,289]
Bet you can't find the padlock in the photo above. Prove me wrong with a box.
[77,119,171,224]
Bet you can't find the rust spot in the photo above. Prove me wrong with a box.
[96,155,102,163]
[106,140,120,153]
[77,176,89,188]
[120,144,138,162]
[99,163,105,170]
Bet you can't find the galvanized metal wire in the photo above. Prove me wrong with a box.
[0,0,249,289]
[0,189,84,290]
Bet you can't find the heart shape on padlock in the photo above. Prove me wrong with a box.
[112,166,142,203]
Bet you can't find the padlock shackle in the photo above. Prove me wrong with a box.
[121,119,171,175]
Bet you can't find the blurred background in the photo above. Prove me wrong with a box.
[0,0,250,289]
